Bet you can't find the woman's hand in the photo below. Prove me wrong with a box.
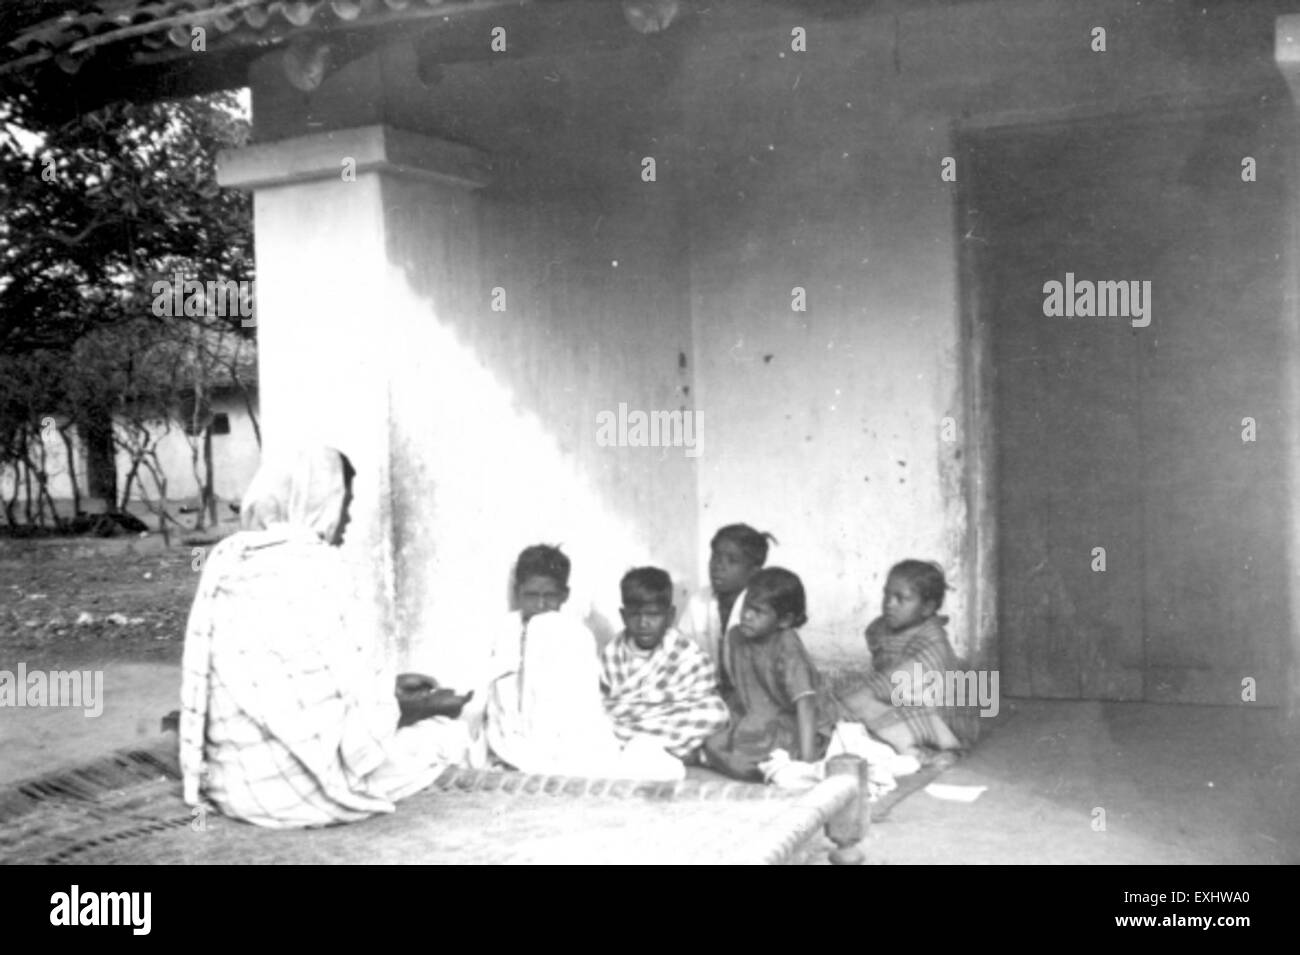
[426,688,474,718]
[395,676,474,726]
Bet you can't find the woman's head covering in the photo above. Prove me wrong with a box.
[240,446,352,541]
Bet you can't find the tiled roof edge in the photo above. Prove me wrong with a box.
[1,0,528,78]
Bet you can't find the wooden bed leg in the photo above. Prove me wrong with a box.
[825,754,868,865]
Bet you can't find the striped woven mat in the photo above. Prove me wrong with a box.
[0,731,946,865]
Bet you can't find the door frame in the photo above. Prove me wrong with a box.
[951,96,1300,711]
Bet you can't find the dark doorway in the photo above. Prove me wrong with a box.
[961,106,1292,705]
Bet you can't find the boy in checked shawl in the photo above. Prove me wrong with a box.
[600,567,730,763]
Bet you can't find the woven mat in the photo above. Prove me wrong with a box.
[0,740,865,865]
[0,729,951,865]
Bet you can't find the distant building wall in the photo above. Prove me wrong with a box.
[118,392,261,503]
[0,392,260,509]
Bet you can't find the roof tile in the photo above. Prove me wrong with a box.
[0,0,474,77]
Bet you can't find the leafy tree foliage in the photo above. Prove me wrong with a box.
[0,91,254,529]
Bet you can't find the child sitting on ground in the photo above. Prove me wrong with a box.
[678,523,777,675]
[476,544,576,768]
[837,560,964,760]
[478,545,682,780]
[701,567,837,786]
[599,567,730,763]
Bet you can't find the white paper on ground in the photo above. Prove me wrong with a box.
[924,783,988,802]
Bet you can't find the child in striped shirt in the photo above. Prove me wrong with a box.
[837,560,964,758]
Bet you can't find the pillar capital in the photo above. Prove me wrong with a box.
[216,124,492,191]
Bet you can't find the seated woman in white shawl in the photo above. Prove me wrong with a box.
[179,446,473,829]
[472,545,683,781]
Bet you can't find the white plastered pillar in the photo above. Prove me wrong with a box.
[217,125,490,663]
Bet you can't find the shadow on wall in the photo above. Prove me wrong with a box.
[379,175,699,682]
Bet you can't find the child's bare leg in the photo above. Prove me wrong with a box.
[929,715,962,751]
[873,722,921,755]
[837,687,920,755]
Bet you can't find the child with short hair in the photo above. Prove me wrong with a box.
[701,567,837,784]
[479,544,575,768]
[599,567,730,761]
[677,523,777,672]
[837,560,964,757]
[513,544,572,622]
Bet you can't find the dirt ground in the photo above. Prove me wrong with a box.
[865,699,1300,864]
[1,531,223,670]
[0,532,214,783]
[3,535,1298,864]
